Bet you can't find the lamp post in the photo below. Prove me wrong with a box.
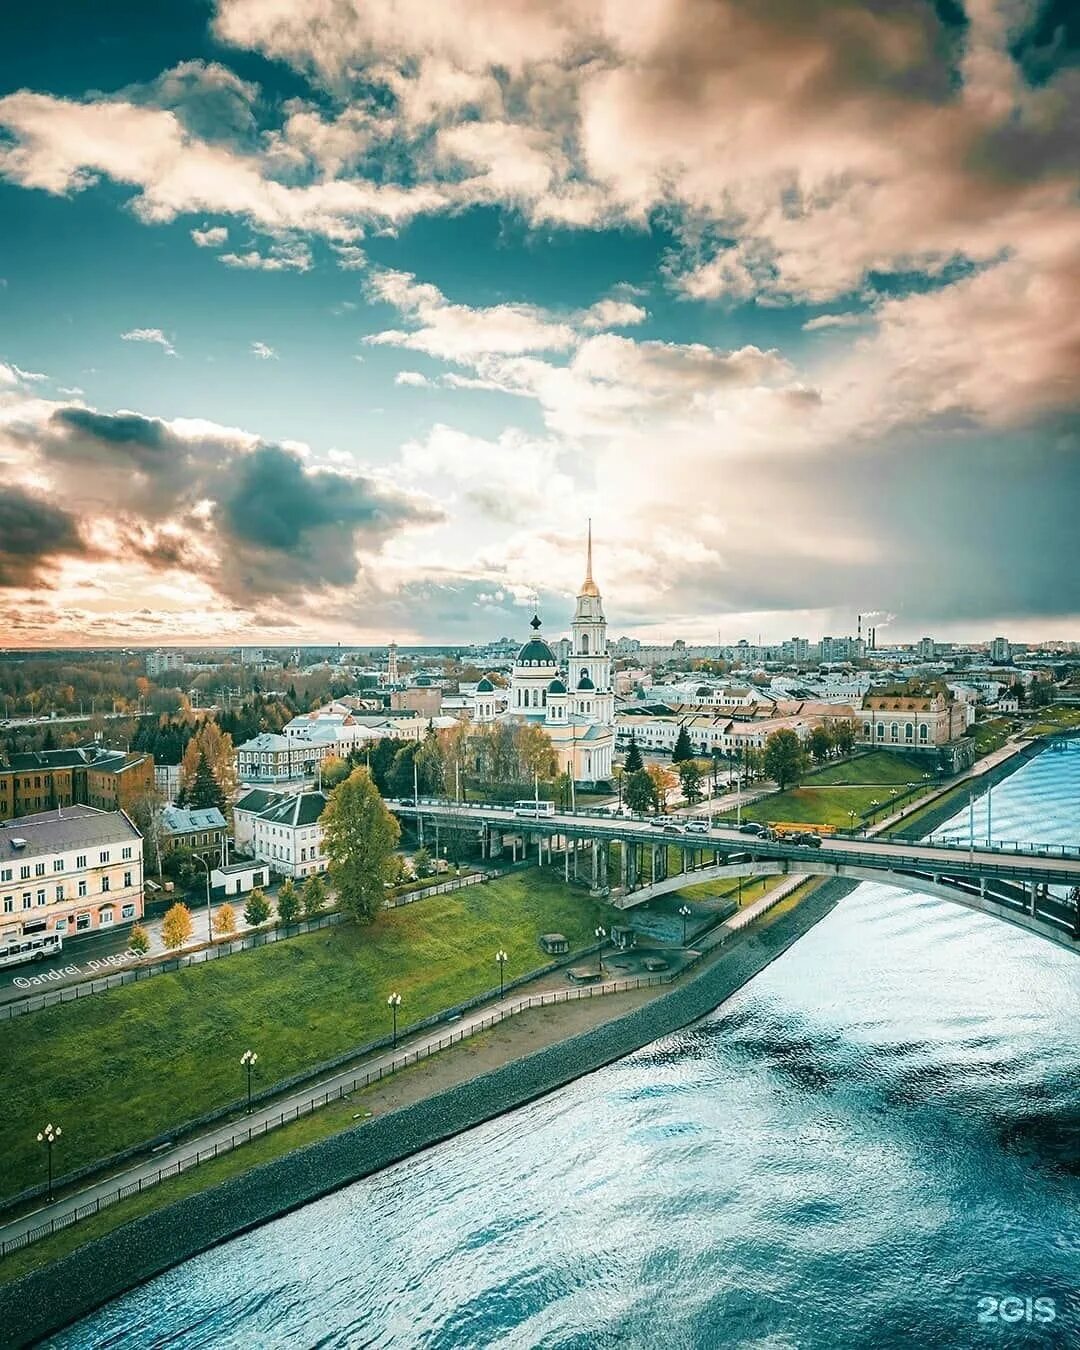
[240,1049,258,1113]
[678,904,691,947]
[195,853,213,941]
[37,1122,61,1200]
[387,992,402,1048]
[495,949,508,999]
[594,925,606,977]
[848,809,858,834]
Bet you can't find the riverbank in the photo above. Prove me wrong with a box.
[0,877,850,1347]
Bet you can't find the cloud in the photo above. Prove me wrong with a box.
[121,328,177,356]
[4,399,443,607]
[220,240,312,271]
[579,298,648,330]
[250,341,278,359]
[802,312,873,332]
[394,370,432,387]
[0,488,89,587]
[191,225,229,247]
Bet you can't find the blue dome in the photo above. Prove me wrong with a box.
[516,637,557,666]
[577,674,595,691]
[547,677,567,694]
[475,677,494,693]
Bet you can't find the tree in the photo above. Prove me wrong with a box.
[161,902,193,951]
[678,759,704,804]
[244,888,271,927]
[624,733,643,773]
[415,725,446,796]
[179,721,237,800]
[388,743,419,799]
[187,751,226,812]
[1029,680,1054,708]
[624,768,656,815]
[832,718,856,757]
[514,722,558,782]
[672,725,694,762]
[646,763,676,812]
[302,873,328,920]
[412,846,433,878]
[319,755,351,790]
[764,729,806,791]
[129,924,150,956]
[276,878,300,927]
[809,725,834,765]
[127,784,166,876]
[322,767,401,922]
[612,764,626,807]
[214,902,237,937]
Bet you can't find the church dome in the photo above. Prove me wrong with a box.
[516,614,557,667]
[475,676,495,693]
[577,674,595,691]
[547,677,567,694]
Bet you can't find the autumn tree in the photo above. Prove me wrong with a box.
[301,873,328,920]
[179,721,237,802]
[646,763,676,813]
[831,718,856,757]
[319,755,351,790]
[276,878,300,927]
[213,903,237,937]
[129,923,151,956]
[764,729,806,791]
[161,902,194,951]
[322,767,401,922]
[243,888,271,927]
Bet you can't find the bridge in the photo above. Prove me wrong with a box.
[386,799,1080,952]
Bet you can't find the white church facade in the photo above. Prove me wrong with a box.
[472,527,616,784]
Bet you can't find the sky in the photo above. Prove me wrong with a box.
[1,0,1078,650]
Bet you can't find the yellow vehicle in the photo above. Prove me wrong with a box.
[770,820,838,837]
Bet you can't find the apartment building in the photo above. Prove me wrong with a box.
[0,805,144,944]
[248,791,328,880]
[0,747,154,820]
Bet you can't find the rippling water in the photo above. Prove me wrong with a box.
[55,751,1080,1348]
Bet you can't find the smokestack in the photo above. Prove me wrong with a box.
[857,613,862,643]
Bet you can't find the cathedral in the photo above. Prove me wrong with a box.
[472,525,616,784]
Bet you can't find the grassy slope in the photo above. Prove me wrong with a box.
[802,750,928,785]
[3,871,606,1198]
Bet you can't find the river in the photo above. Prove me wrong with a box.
[52,750,1080,1347]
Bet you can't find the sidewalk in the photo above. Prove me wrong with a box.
[0,884,794,1256]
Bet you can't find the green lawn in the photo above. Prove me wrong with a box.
[2,871,606,1199]
[803,750,929,786]
[719,783,921,829]
[970,718,1013,754]
[1028,705,1080,735]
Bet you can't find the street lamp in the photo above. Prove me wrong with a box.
[848,809,858,833]
[240,1049,258,1113]
[194,853,213,942]
[594,925,606,977]
[36,1122,61,1200]
[387,992,402,1048]
[495,949,508,999]
[678,904,692,946]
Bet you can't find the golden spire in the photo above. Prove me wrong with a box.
[580,518,600,597]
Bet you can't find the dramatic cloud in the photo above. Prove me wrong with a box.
[121,327,176,356]
[0,488,89,587]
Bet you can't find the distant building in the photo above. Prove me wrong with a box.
[145,650,185,678]
[858,690,971,750]
[154,763,182,804]
[0,747,154,821]
[0,805,143,943]
[916,637,937,660]
[990,636,1012,663]
[236,732,340,786]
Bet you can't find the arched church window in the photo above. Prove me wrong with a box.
[580,667,588,682]
[581,634,589,655]
[542,691,547,706]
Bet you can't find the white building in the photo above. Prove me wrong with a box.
[145,650,185,678]
[990,636,1012,663]
[154,762,182,804]
[248,791,329,880]
[473,526,616,783]
[236,732,340,786]
[1,805,143,943]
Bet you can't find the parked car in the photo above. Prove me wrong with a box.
[738,822,765,836]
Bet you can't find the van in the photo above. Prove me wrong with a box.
[684,819,711,836]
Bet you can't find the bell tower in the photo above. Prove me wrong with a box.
[570,521,613,724]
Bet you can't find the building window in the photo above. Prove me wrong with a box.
[78,880,87,898]
[35,862,46,877]
[20,865,30,880]
[100,908,114,926]
[55,918,67,933]
[123,871,132,888]
[920,724,929,741]
[2,897,11,914]
[0,869,9,883]
[100,851,110,864]
[76,913,91,931]
[53,858,64,872]
[76,854,87,869]
[122,846,133,860]
[55,885,64,902]
[101,876,111,893]
[22,893,31,910]
[36,889,46,906]
[122,903,136,920]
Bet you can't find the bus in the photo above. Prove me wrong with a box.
[0,931,63,969]
[513,799,556,817]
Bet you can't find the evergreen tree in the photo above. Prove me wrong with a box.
[624,768,656,815]
[624,733,643,773]
[672,725,694,762]
[187,751,226,811]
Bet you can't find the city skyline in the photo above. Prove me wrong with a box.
[2,1,1079,648]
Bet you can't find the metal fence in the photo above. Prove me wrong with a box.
[0,975,668,1260]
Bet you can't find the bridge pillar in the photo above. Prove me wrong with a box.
[572,838,579,882]
[592,840,601,889]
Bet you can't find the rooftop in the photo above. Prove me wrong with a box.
[0,805,141,860]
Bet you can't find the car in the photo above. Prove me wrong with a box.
[726,851,752,863]
[738,822,765,836]
[662,822,686,836]
[684,819,711,836]
[794,832,822,848]
[650,816,670,828]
